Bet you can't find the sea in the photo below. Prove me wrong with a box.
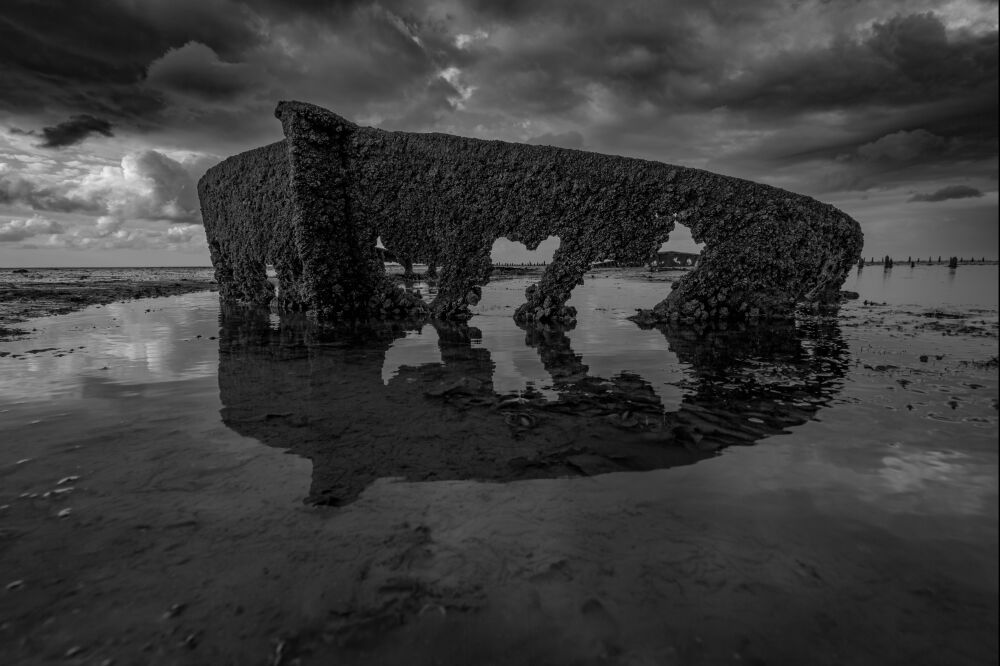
[0,263,997,665]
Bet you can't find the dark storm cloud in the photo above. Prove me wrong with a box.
[713,13,997,112]
[0,0,262,124]
[413,2,996,181]
[1,2,995,130]
[856,129,949,162]
[240,0,370,22]
[0,0,997,199]
[25,115,115,148]
[701,11,999,172]
[458,0,778,29]
[0,0,435,134]
[908,185,985,202]
[145,42,260,103]
[0,0,994,263]
[462,3,995,167]
[461,1,725,116]
[3,0,706,139]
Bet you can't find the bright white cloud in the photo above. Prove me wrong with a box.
[455,29,488,49]
[0,214,62,242]
[94,215,123,236]
[68,149,201,223]
[166,224,203,244]
[0,148,213,254]
[20,218,208,253]
[439,67,476,109]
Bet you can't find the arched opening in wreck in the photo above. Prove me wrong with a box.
[265,264,278,293]
[374,237,398,271]
[472,235,561,315]
[376,236,433,282]
[654,219,705,269]
[489,236,560,268]
[252,262,279,308]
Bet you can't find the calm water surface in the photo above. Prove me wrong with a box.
[846,262,999,308]
[1,264,997,665]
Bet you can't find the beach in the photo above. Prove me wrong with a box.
[0,268,217,336]
[0,265,997,665]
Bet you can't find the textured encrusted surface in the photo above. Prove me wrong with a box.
[198,100,863,323]
[198,140,294,307]
[635,195,863,324]
[349,123,681,321]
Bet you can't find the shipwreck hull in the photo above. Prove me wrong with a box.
[198,100,863,324]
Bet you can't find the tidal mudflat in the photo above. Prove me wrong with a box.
[1,265,997,665]
[0,267,217,333]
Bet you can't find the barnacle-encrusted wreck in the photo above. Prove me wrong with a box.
[198,101,862,324]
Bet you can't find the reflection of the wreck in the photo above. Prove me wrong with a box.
[218,306,849,505]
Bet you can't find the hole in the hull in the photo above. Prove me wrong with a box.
[375,236,399,268]
[654,219,704,268]
[490,235,559,267]
[377,236,434,279]
[475,235,559,313]
[265,263,279,302]
[464,236,559,395]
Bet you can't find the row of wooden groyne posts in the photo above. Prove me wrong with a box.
[860,256,993,269]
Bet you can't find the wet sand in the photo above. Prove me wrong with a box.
[1,268,997,665]
[0,269,217,333]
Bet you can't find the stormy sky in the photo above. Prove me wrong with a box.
[0,0,997,267]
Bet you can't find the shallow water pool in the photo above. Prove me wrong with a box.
[0,265,997,665]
